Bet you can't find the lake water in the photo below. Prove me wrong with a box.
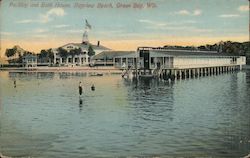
[0,70,249,158]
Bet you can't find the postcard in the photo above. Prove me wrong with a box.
[0,0,249,157]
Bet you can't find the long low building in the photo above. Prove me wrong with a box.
[136,47,246,69]
[111,47,246,79]
[92,51,135,66]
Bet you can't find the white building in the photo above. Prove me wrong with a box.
[22,54,37,68]
[52,19,111,66]
[113,47,246,79]
[53,41,111,66]
[136,47,246,70]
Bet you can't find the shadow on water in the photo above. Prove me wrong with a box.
[123,78,175,122]
[79,98,83,112]
[8,72,90,80]
[9,72,55,81]
[59,72,87,79]
[245,69,250,88]
[1,71,250,157]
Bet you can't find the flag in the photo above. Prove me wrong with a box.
[85,19,91,30]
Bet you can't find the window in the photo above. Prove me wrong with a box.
[151,57,154,64]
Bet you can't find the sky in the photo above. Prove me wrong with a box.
[0,0,249,57]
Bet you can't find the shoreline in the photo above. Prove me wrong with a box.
[1,65,249,73]
[0,66,123,73]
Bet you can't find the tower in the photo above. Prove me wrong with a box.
[82,19,91,44]
[82,30,88,44]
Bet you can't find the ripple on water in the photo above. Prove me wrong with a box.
[0,72,250,157]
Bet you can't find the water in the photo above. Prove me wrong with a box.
[0,70,249,158]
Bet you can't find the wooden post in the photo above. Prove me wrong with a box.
[174,70,177,80]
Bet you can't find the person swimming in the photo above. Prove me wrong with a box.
[91,84,95,91]
[79,82,83,95]
[14,79,16,88]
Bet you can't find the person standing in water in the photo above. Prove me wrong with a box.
[14,79,16,88]
[91,84,95,91]
[79,82,83,96]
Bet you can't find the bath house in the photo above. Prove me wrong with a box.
[114,47,246,79]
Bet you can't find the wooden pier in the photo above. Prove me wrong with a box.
[118,47,246,80]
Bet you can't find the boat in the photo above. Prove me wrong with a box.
[90,73,103,76]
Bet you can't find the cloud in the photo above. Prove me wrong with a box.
[52,24,70,28]
[238,5,249,11]
[139,19,167,27]
[219,14,240,18]
[138,19,212,33]
[176,10,190,15]
[16,19,34,24]
[39,8,66,23]
[0,32,15,35]
[139,19,198,29]
[31,34,50,39]
[175,9,202,16]
[16,8,66,24]
[66,29,83,33]
[193,9,202,16]
[33,29,48,33]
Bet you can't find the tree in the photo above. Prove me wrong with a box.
[5,46,25,63]
[48,49,54,64]
[58,47,68,58]
[38,49,54,64]
[40,49,48,58]
[88,45,95,57]
[69,48,75,57]
[5,48,15,57]
[75,48,82,56]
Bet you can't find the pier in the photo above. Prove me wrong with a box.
[115,47,246,80]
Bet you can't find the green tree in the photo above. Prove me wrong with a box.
[48,49,54,64]
[58,47,68,58]
[5,46,25,63]
[88,45,95,57]
[39,49,54,64]
[40,49,48,58]
[5,48,15,57]
[75,48,82,56]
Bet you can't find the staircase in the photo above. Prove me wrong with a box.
[152,66,163,77]
[122,67,133,78]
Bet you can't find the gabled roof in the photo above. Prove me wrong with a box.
[93,51,135,60]
[22,54,37,59]
[60,42,111,51]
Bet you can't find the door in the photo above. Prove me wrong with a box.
[143,51,150,70]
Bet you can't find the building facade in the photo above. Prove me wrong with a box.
[52,20,111,66]
[92,51,135,66]
[113,47,246,70]
[53,42,111,66]
[22,54,37,68]
[112,47,246,79]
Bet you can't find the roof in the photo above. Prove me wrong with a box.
[137,47,241,57]
[60,42,111,51]
[22,54,37,59]
[140,48,241,57]
[93,51,135,60]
